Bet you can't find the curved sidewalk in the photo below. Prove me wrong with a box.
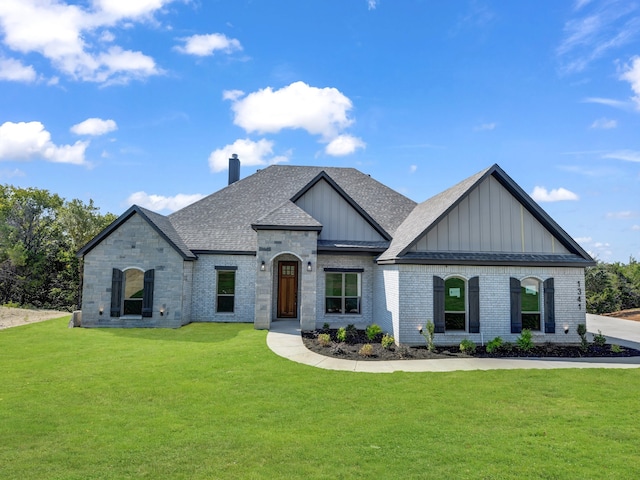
[266,318,640,373]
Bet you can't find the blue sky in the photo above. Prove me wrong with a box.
[0,0,639,262]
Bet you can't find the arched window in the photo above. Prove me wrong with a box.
[123,269,144,315]
[521,277,541,331]
[445,277,466,331]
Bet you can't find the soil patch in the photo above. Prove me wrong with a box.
[302,329,640,362]
[605,308,640,322]
[0,307,69,330]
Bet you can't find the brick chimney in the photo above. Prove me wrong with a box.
[228,154,240,185]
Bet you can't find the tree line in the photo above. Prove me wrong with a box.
[0,185,116,311]
[1,184,639,314]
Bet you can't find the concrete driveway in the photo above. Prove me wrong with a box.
[587,313,640,349]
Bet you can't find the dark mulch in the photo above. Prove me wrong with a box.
[301,329,640,362]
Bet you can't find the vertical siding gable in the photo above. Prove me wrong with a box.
[410,176,571,254]
[294,179,386,242]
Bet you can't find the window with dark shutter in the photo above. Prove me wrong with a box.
[544,278,555,333]
[510,277,522,334]
[110,268,123,317]
[142,269,155,318]
[468,276,480,334]
[433,276,445,333]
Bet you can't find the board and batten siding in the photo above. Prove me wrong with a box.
[410,175,571,254]
[295,178,386,242]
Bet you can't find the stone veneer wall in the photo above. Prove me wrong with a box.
[190,254,256,322]
[254,230,318,330]
[81,213,192,328]
[379,264,587,346]
[315,254,377,330]
[373,265,399,337]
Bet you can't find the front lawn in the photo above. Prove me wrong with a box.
[1,318,639,479]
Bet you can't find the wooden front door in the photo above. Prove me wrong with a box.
[277,261,298,318]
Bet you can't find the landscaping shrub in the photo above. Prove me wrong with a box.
[381,334,395,350]
[321,322,330,332]
[336,327,347,343]
[345,324,358,343]
[485,336,503,354]
[459,339,476,354]
[419,320,435,352]
[577,324,588,352]
[318,333,331,347]
[365,324,383,341]
[358,344,374,357]
[516,329,534,352]
[593,330,607,347]
[611,344,622,353]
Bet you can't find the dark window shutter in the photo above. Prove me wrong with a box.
[510,277,522,333]
[433,276,445,333]
[544,277,555,334]
[110,268,123,317]
[469,276,480,333]
[142,269,155,318]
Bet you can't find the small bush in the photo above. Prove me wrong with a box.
[593,330,607,347]
[381,334,395,350]
[318,333,331,347]
[345,324,358,343]
[336,327,347,343]
[611,344,622,353]
[358,344,374,357]
[419,321,436,352]
[577,324,588,352]
[365,324,383,341]
[459,339,476,355]
[485,337,503,354]
[322,322,330,332]
[516,329,534,352]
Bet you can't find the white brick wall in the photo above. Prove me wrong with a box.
[393,264,586,346]
[191,254,257,323]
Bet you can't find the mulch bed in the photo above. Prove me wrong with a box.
[301,329,640,362]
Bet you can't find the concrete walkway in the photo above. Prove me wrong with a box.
[266,314,640,373]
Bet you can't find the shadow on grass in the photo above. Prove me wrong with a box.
[97,321,256,344]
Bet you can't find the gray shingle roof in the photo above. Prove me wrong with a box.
[252,200,323,231]
[169,165,417,252]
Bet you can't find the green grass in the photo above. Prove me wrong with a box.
[2,318,640,479]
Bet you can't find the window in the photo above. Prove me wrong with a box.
[325,272,361,314]
[521,278,541,331]
[123,269,144,315]
[217,270,235,313]
[445,277,466,330]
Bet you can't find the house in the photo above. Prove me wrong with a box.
[77,158,595,345]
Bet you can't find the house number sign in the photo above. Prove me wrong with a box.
[577,280,582,310]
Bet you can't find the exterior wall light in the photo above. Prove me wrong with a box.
[260,261,266,271]
[99,305,104,315]
[564,325,569,334]
[307,261,312,272]
[160,307,165,316]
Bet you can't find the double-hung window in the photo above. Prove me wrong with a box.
[444,277,466,331]
[216,267,236,313]
[521,278,541,331]
[325,270,361,315]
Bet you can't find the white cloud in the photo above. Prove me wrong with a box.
[174,33,242,57]
[473,122,496,131]
[632,225,640,231]
[409,164,418,173]
[71,118,117,136]
[606,211,638,219]
[531,186,579,202]
[620,55,640,109]
[208,138,289,173]
[0,0,172,84]
[325,135,365,156]
[603,149,640,162]
[126,191,205,213]
[222,89,244,101]
[0,57,36,82]
[582,97,633,109]
[557,1,640,74]
[574,236,592,243]
[368,0,378,10]
[227,81,354,139]
[0,167,25,179]
[0,121,88,165]
[590,117,617,129]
